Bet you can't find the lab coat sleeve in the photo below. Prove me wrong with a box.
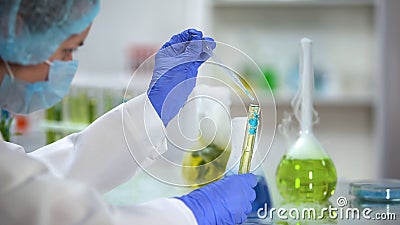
[0,141,198,225]
[29,93,168,193]
[0,141,114,225]
[111,198,197,225]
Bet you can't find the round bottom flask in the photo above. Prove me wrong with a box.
[276,134,337,203]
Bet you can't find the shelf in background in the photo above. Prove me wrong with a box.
[213,0,375,7]
[71,72,151,90]
[42,121,88,132]
[231,92,374,107]
[279,92,374,107]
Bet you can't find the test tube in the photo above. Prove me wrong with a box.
[238,104,260,174]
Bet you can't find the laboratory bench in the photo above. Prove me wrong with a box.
[104,170,399,225]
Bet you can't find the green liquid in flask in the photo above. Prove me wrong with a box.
[276,155,337,203]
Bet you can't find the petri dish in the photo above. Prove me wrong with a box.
[350,179,400,202]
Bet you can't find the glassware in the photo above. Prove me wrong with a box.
[350,179,400,203]
[204,42,255,101]
[181,85,233,187]
[276,38,337,204]
[0,109,13,141]
[182,143,230,187]
[239,104,260,174]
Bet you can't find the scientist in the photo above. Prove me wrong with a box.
[0,1,257,225]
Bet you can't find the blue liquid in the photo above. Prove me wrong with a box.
[248,175,272,218]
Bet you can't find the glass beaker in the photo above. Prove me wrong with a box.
[181,85,232,187]
[182,142,230,187]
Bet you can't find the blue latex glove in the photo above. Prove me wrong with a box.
[147,29,216,126]
[177,173,257,225]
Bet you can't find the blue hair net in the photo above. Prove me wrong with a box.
[0,0,100,65]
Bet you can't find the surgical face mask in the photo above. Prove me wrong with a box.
[0,60,78,114]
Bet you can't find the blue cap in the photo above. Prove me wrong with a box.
[0,0,100,65]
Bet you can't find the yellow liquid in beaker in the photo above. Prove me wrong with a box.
[182,144,230,187]
[276,155,337,203]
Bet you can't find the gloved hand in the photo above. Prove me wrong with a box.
[177,173,257,225]
[147,29,216,126]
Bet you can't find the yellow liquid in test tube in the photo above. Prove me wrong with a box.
[238,104,260,174]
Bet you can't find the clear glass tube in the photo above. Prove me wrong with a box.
[204,43,255,101]
[238,104,260,174]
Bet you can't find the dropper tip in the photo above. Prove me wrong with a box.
[245,90,255,101]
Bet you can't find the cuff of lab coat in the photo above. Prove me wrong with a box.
[170,198,199,225]
[111,198,198,225]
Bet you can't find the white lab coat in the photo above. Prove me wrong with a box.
[0,93,197,225]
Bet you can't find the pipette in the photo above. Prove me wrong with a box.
[204,43,255,101]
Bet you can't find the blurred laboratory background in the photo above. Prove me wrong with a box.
[6,0,400,204]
